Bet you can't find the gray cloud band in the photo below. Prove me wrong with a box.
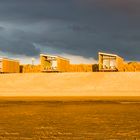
[0,0,139,61]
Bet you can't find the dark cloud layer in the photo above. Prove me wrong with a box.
[0,0,139,61]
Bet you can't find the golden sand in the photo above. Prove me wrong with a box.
[0,72,139,96]
[0,99,140,139]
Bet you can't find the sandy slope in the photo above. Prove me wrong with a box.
[0,72,139,96]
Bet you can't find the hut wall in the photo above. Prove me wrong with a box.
[1,59,20,73]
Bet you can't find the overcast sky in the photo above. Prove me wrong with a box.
[0,0,140,63]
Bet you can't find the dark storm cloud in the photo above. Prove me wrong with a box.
[0,26,40,56]
[0,0,139,60]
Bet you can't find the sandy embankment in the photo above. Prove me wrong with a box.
[0,72,139,96]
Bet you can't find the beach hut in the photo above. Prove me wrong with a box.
[98,52,124,72]
[40,54,70,72]
[0,57,20,73]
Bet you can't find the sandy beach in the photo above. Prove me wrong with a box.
[0,98,140,139]
[0,72,139,96]
[0,73,140,139]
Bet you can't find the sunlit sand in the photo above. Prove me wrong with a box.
[0,72,139,96]
[0,72,139,139]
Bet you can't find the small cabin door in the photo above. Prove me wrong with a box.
[51,60,57,70]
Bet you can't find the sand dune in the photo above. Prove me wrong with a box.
[0,72,139,96]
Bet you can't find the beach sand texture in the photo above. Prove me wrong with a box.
[0,99,140,139]
[0,72,139,96]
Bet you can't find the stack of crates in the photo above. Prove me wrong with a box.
[20,65,41,73]
[123,62,140,72]
[69,64,93,72]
